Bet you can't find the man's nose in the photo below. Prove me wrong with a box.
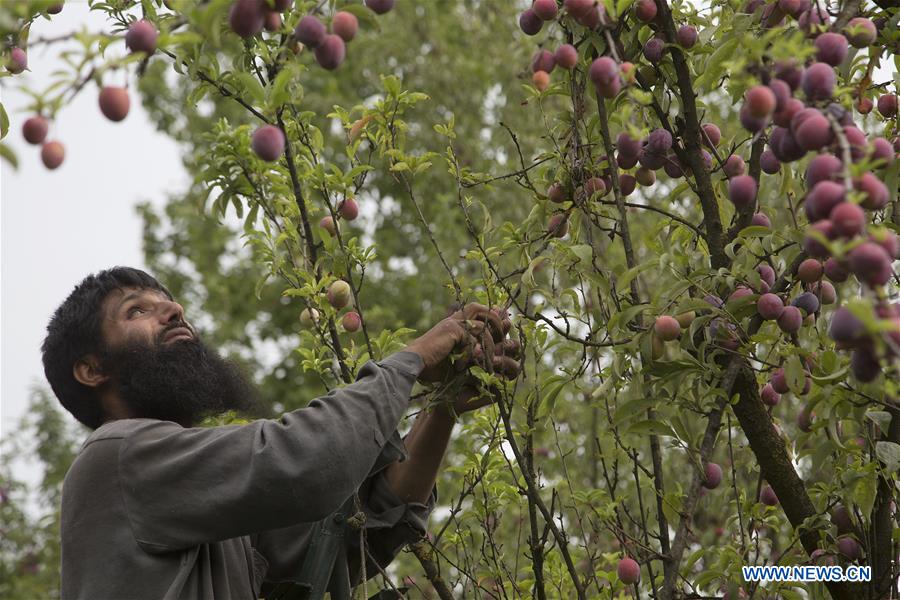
[158,299,186,324]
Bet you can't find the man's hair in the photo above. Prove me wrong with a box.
[41,267,173,430]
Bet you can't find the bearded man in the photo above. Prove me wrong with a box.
[42,267,518,599]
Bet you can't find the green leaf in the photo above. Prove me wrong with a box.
[875,441,900,473]
[537,376,569,420]
[626,419,679,439]
[784,354,806,395]
[865,411,892,435]
[695,37,739,90]
[0,102,8,140]
[852,468,877,516]
[618,258,658,291]
[569,244,593,264]
[0,142,18,169]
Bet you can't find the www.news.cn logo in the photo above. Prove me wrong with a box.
[742,565,872,582]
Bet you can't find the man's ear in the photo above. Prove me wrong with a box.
[73,355,110,388]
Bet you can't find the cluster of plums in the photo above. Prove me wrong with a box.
[229,0,394,71]
[298,277,362,333]
[12,17,158,170]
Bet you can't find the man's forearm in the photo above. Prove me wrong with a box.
[383,403,456,504]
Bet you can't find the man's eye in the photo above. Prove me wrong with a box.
[127,306,146,317]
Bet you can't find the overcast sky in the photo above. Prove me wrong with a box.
[1,3,188,484]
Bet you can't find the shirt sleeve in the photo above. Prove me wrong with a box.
[117,351,423,554]
[252,430,436,591]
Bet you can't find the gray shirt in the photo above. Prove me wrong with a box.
[60,351,431,599]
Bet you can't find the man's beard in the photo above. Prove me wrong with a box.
[98,329,265,428]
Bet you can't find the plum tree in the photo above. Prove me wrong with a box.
[8,1,898,598]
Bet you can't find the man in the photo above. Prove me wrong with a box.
[41,267,519,599]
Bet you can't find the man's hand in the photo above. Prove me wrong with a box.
[451,337,521,415]
[403,303,510,384]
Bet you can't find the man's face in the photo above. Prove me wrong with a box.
[95,287,261,427]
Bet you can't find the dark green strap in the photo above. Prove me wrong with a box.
[267,496,355,600]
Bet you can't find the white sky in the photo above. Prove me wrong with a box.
[1,3,188,480]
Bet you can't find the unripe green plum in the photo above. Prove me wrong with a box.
[299,307,320,327]
[327,280,352,309]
